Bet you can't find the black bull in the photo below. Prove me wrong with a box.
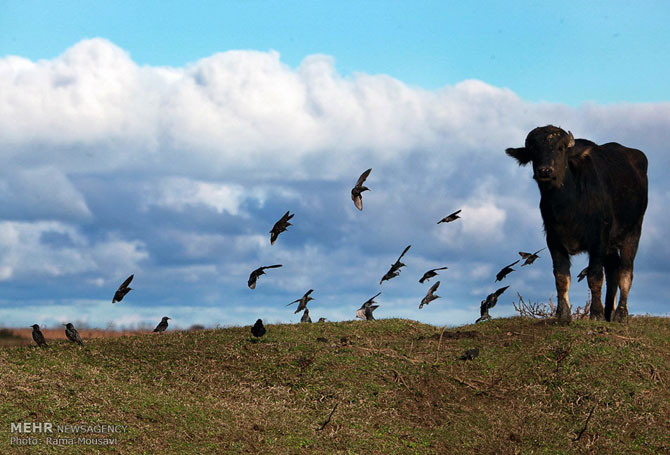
[506,125,648,322]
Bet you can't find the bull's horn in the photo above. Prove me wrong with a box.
[567,131,575,148]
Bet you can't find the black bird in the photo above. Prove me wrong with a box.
[287,289,315,314]
[419,281,441,309]
[317,317,327,323]
[461,348,479,361]
[380,245,411,285]
[248,264,283,289]
[495,260,520,282]
[476,286,509,322]
[112,274,134,303]
[419,266,448,283]
[270,211,294,245]
[153,317,170,333]
[31,324,47,347]
[437,209,462,224]
[356,292,381,320]
[300,308,312,323]
[577,267,588,282]
[351,168,372,211]
[519,248,546,266]
[251,319,266,338]
[63,323,84,345]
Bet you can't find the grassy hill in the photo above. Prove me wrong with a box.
[1,317,668,454]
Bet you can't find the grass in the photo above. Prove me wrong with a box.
[1,317,669,454]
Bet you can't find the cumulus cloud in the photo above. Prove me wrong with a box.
[0,38,668,327]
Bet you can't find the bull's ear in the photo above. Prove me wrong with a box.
[506,147,532,165]
[568,145,592,163]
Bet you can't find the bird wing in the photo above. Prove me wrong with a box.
[429,280,441,294]
[280,211,293,223]
[494,285,510,298]
[431,266,448,272]
[518,251,532,259]
[355,168,372,187]
[364,291,382,305]
[286,298,301,306]
[397,245,411,261]
[533,247,547,255]
[506,259,521,268]
[119,274,134,290]
[263,264,283,270]
[356,308,366,319]
[353,194,363,211]
[449,209,462,217]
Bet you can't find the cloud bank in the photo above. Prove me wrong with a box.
[1,38,668,328]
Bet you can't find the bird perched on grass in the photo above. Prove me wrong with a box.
[251,319,266,338]
[419,266,448,283]
[112,274,134,303]
[63,323,84,345]
[300,308,312,323]
[270,211,294,245]
[317,318,327,323]
[577,267,588,282]
[31,324,47,347]
[248,264,282,289]
[287,289,314,314]
[153,317,170,333]
[461,348,479,361]
[380,245,411,285]
[519,248,546,266]
[437,209,461,224]
[356,292,381,320]
[419,281,441,309]
[476,286,509,322]
[351,168,372,211]
[495,260,520,282]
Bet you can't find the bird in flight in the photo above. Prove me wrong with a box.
[251,319,266,338]
[437,209,462,224]
[351,168,372,211]
[356,292,381,320]
[31,324,47,347]
[64,323,84,346]
[153,317,171,333]
[518,248,546,266]
[270,211,294,245]
[287,289,315,314]
[577,267,588,282]
[419,281,441,309]
[248,265,283,289]
[419,266,448,284]
[476,286,509,322]
[380,245,411,285]
[112,274,134,303]
[495,260,520,282]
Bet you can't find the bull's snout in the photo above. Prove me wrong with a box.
[535,167,554,180]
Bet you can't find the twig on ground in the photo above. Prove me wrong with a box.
[316,402,339,432]
[573,405,597,442]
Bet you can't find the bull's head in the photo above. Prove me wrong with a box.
[506,125,587,188]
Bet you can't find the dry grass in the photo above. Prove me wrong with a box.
[1,317,669,454]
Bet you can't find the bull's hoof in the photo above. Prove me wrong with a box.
[612,307,629,323]
[589,310,605,321]
[555,301,572,324]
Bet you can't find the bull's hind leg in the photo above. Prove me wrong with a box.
[613,229,642,323]
[603,252,621,321]
[586,256,605,320]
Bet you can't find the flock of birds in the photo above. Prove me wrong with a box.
[28,168,583,347]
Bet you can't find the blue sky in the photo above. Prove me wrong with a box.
[2,1,669,104]
[0,2,668,329]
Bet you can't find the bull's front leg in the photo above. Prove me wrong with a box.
[550,245,572,323]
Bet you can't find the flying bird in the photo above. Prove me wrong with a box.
[31,324,47,347]
[112,274,134,303]
[356,292,381,320]
[577,267,588,282]
[270,211,294,245]
[64,323,84,346]
[419,281,441,309]
[495,260,520,282]
[248,264,283,289]
[300,308,312,323]
[476,286,509,322]
[419,266,448,284]
[519,248,546,266]
[380,245,411,285]
[153,317,171,333]
[437,209,462,224]
[351,168,372,211]
[287,289,315,314]
[251,319,266,338]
